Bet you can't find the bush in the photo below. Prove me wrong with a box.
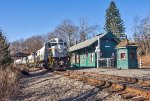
[0,66,20,100]
[0,30,12,68]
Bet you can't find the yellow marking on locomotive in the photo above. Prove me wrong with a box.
[48,56,54,66]
[48,48,55,50]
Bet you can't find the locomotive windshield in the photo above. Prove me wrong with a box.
[64,42,67,46]
[47,42,57,47]
[51,43,57,46]
[58,43,63,45]
[47,38,67,47]
[48,43,51,48]
[58,39,64,45]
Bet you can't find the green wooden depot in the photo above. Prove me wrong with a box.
[116,39,138,69]
[69,32,120,68]
[69,33,139,69]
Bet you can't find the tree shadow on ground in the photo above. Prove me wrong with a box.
[140,68,150,71]
[59,88,103,101]
[59,81,127,101]
[30,69,52,77]
[67,67,95,70]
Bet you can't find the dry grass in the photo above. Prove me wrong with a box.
[138,54,150,68]
[142,54,150,66]
[0,66,20,100]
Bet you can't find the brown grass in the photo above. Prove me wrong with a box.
[0,66,20,100]
[138,54,150,68]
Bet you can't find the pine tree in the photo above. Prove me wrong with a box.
[0,29,12,68]
[104,1,126,39]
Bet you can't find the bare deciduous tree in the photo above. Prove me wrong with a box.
[10,18,100,53]
[132,14,150,55]
[54,19,79,47]
[11,35,44,54]
[79,18,99,42]
[47,32,58,40]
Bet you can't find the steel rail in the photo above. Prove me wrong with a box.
[55,71,150,101]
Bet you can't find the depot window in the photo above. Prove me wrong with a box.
[82,55,85,64]
[75,55,79,64]
[90,53,94,62]
[71,54,75,63]
[120,53,126,59]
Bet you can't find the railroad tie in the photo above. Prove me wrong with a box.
[121,93,136,99]
[56,71,150,101]
[130,96,147,101]
[107,88,124,93]
[117,91,128,95]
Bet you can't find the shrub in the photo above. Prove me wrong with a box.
[0,30,12,68]
[0,66,20,100]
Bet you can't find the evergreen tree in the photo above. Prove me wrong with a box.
[0,29,12,68]
[104,1,126,39]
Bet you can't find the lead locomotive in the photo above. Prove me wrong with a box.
[14,38,70,71]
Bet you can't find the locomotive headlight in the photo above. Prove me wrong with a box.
[68,58,70,60]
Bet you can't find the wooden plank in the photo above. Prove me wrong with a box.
[121,93,135,99]
[131,97,146,101]
[117,91,128,95]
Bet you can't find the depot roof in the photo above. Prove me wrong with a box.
[69,33,106,52]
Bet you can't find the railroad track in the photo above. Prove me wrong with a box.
[55,70,150,101]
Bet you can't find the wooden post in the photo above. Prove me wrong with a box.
[140,57,142,69]
[107,58,109,67]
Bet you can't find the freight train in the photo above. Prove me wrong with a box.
[14,38,70,71]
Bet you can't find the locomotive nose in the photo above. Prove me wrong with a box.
[56,45,64,53]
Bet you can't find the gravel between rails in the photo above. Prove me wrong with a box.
[13,69,128,101]
[71,68,150,80]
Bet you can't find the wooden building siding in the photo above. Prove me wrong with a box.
[116,46,138,69]
[117,48,129,69]
[78,52,96,67]
[71,46,96,67]
[69,33,120,68]
[100,38,118,58]
[79,54,86,67]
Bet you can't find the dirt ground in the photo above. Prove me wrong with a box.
[72,68,150,80]
[12,68,126,101]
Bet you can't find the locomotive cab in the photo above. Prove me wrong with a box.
[45,38,69,70]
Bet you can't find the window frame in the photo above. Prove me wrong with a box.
[120,53,126,60]
[90,52,94,62]
[71,54,75,64]
[75,55,80,64]
[81,55,85,64]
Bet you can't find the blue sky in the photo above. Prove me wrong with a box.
[0,0,150,42]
